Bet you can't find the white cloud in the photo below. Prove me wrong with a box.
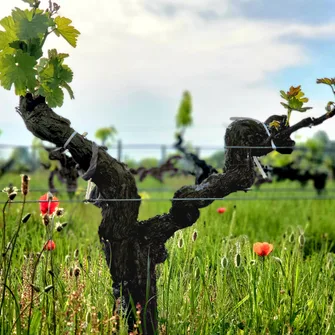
[0,0,335,157]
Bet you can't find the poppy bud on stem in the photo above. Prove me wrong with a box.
[9,192,17,201]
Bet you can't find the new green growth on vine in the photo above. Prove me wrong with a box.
[0,0,80,107]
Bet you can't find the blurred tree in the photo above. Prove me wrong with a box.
[313,130,329,145]
[260,135,331,193]
[95,126,117,147]
[176,91,192,136]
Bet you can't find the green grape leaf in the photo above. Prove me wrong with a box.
[296,91,309,103]
[280,102,290,110]
[45,86,64,107]
[8,40,28,52]
[280,90,288,100]
[39,84,64,107]
[54,16,80,47]
[12,8,50,40]
[316,78,335,85]
[0,51,37,95]
[37,49,74,104]
[0,16,18,55]
[36,57,48,72]
[61,81,74,99]
[287,85,301,98]
[28,37,43,59]
[294,106,313,113]
[59,64,73,83]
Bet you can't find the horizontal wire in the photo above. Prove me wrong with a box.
[1,195,335,205]
[1,143,335,152]
[1,187,335,194]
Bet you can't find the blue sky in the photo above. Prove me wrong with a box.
[1,0,335,161]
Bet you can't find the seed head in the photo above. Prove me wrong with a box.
[20,174,30,196]
[74,267,80,277]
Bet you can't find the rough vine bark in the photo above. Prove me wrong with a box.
[16,94,335,334]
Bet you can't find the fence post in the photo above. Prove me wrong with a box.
[117,140,122,161]
[160,145,167,165]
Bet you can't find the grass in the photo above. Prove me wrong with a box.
[1,170,335,334]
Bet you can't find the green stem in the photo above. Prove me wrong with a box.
[0,196,25,329]
[286,110,292,126]
[27,246,46,335]
[0,199,9,335]
[10,291,44,335]
[1,199,9,270]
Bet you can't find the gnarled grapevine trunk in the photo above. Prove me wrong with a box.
[17,94,335,334]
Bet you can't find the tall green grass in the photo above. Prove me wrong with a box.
[1,171,335,334]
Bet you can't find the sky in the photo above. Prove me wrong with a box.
[1,0,335,161]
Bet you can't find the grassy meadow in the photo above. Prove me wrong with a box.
[1,170,335,334]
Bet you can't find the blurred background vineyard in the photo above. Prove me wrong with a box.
[1,129,335,195]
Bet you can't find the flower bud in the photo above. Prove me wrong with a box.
[74,249,79,259]
[44,285,54,293]
[191,230,198,242]
[289,233,295,243]
[56,208,65,217]
[9,192,17,201]
[177,238,184,248]
[234,253,241,268]
[22,213,31,223]
[42,214,50,226]
[221,256,229,268]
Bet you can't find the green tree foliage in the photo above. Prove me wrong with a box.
[176,91,193,131]
[94,126,117,147]
[0,0,80,107]
[262,135,330,176]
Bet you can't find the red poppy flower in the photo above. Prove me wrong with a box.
[217,207,226,214]
[44,240,56,251]
[39,193,59,215]
[253,242,273,257]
